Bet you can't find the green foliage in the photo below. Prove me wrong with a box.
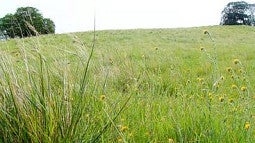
[221,1,255,25]
[0,7,55,38]
[0,14,17,38]
[42,18,55,34]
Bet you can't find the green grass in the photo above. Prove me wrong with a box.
[0,25,255,142]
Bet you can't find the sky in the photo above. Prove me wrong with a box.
[0,0,254,33]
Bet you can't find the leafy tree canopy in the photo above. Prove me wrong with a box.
[0,7,55,38]
[221,1,255,26]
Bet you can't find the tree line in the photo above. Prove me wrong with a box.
[0,7,55,39]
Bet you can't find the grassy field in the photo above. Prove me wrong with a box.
[0,25,255,142]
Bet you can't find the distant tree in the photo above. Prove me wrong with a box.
[42,18,55,34]
[220,1,255,26]
[0,7,55,38]
[0,14,18,38]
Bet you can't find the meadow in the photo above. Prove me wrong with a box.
[0,25,255,142]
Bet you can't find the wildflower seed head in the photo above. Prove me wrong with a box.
[233,59,240,64]
[100,95,106,100]
[219,96,224,102]
[208,93,213,100]
[229,98,234,103]
[241,86,247,91]
[231,84,237,89]
[239,69,246,74]
[197,77,204,83]
[203,30,209,34]
[226,67,232,72]
[186,80,191,85]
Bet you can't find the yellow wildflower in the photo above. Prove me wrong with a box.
[208,93,213,100]
[233,59,240,64]
[100,95,106,100]
[219,96,224,102]
[245,122,250,130]
[186,80,191,85]
[229,98,234,103]
[231,84,237,89]
[197,77,204,83]
[120,125,128,132]
[168,138,174,143]
[226,67,232,72]
[117,137,123,142]
[241,86,247,91]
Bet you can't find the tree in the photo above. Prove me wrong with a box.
[0,14,19,38]
[220,1,255,26]
[42,18,55,34]
[0,7,55,38]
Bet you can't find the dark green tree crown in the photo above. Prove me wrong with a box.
[0,6,55,38]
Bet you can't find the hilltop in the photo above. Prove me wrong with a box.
[0,25,255,142]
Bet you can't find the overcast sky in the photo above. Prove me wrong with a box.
[0,0,254,33]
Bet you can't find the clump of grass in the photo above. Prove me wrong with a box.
[0,27,130,142]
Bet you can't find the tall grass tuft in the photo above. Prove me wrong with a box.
[0,24,130,142]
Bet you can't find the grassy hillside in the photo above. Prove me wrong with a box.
[0,25,255,142]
